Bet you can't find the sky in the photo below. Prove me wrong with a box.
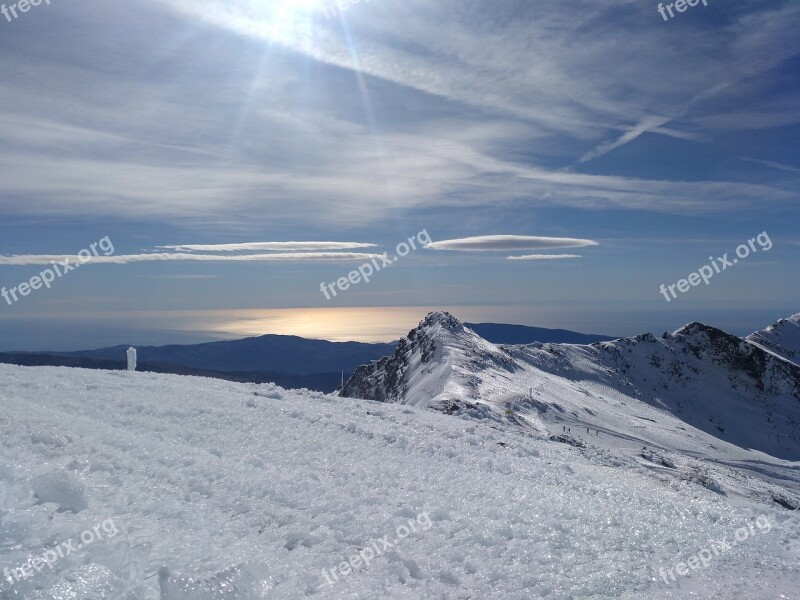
[0,0,798,350]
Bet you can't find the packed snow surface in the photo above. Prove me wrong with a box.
[1,364,798,599]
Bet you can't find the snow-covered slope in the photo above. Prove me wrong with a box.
[508,322,800,460]
[343,312,800,501]
[747,313,800,367]
[1,364,798,599]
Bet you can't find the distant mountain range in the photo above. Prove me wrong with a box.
[54,336,397,375]
[0,336,396,393]
[465,323,613,344]
[0,322,613,392]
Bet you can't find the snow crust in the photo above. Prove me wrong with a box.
[1,364,798,599]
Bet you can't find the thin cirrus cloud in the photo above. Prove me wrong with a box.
[738,157,800,173]
[159,0,800,163]
[0,252,382,266]
[0,0,797,232]
[160,242,377,252]
[425,235,599,252]
[507,254,583,261]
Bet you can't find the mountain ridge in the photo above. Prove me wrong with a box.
[746,312,800,367]
[342,311,800,464]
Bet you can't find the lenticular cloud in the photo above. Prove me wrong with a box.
[425,235,598,252]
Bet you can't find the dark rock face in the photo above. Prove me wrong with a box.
[341,312,458,403]
[342,352,407,403]
[674,322,800,400]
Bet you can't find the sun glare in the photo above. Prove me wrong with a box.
[245,0,327,25]
[205,0,329,45]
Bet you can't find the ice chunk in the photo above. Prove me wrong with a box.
[32,469,88,513]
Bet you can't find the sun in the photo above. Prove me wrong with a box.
[246,0,327,20]
[236,0,329,42]
[160,0,348,49]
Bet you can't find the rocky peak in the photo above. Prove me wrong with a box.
[341,311,509,408]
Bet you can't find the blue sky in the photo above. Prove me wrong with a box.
[0,0,798,350]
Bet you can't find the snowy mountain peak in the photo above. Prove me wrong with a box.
[341,312,511,409]
[670,322,755,360]
[406,311,469,350]
[673,321,728,338]
[418,311,465,333]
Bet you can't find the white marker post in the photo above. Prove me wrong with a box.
[127,347,137,372]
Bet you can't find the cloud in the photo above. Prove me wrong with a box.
[160,242,376,252]
[507,254,582,260]
[578,116,670,164]
[738,157,800,173]
[425,235,598,252]
[159,0,800,140]
[0,252,382,266]
[2,124,794,226]
[142,274,219,280]
[1,0,798,231]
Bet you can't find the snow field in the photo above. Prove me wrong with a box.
[0,364,797,599]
